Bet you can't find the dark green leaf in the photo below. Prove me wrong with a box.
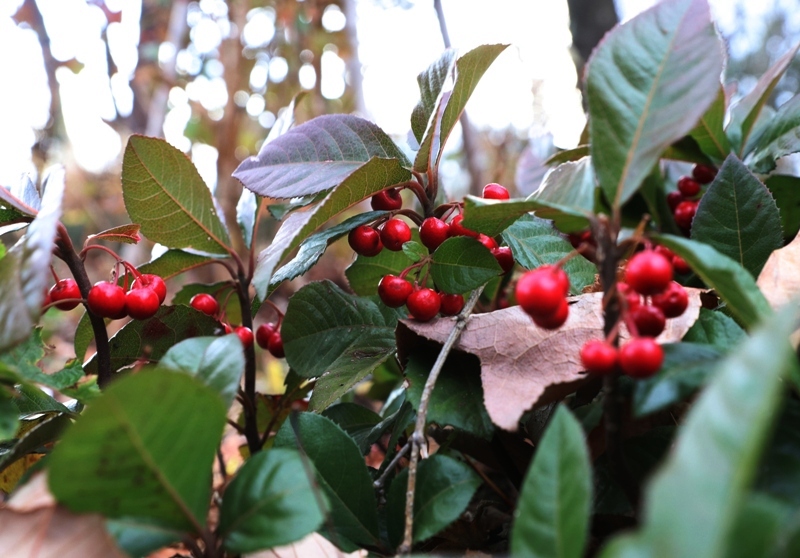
[747,94,800,173]
[586,0,724,207]
[691,155,783,277]
[106,519,183,558]
[74,311,94,364]
[545,146,589,166]
[0,396,18,442]
[411,50,457,144]
[765,174,800,240]
[48,369,226,532]
[690,87,731,163]
[122,136,231,255]
[460,197,536,237]
[401,240,427,263]
[86,224,142,245]
[511,406,592,558]
[430,237,501,294]
[322,403,382,450]
[1,330,83,390]
[682,308,746,349]
[724,494,793,558]
[219,448,324,553]
[755,398,800,506]
[663,135,714,165]
[171,281,239,324]
[345,232,422,296]
[13,384,70,416]
[0,413,70,470]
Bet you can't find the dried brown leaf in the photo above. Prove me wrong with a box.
[757,231,800,309]
[246,532,367,558]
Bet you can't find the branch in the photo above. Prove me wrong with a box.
[234,268,260,455]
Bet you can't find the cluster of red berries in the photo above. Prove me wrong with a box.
[667,164,717,234]
[514,265,571,329]
[378,275,466,321]
[580,249,689,379]
[48,273,167,321]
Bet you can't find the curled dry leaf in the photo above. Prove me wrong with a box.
[246,532,367,558]
[757,231,800,309]
[399,290,701,431]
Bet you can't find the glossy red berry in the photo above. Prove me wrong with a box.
[448,214,478,238]
[371,188,403,211]
[677,176,701,197]
[348,225,383,257]
[624,251,673,296]
[223,323,234,334]
[419,217,450,251]
[87,281,126,319]
[378,275,413,308]
[439,292,465,316]
[235,326,254,348]
[515,265,570,318]
[132,274,167,304]
[654,245,675,260]
[482,183,510,200]
[125,287,160,320]
[672,255,691,275]
[674,200,698,230]
[617,282,641,311]
[652,281,689,318]
[268,331,285,358]
[666,191,684,212]
[532,298,569,330]
[692,164,717,184]
[190,293,219,317]
[406,288,441,322]
[49,278,81,310]
[620,338,664,378]
[630,304,666,337]
[580,340,618,375]
[477,234,498,251]
[492,246,515,274]
[256,322,278,349]
[380,219,412,251]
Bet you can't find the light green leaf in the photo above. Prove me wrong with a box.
[747,94,800,173]
[411,50,457,144]
[682,308,746,350]
[765,174,800,240]
[689,87,731,163]
[430,236,501,294]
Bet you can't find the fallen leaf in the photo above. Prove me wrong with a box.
[399,290,701,431]
[757,231,800,309]
[246,532,367,557]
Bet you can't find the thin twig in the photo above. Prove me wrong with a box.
[398,287,483,554]
[373,441,411,490]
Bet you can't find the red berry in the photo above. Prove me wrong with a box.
[672,255,691,275]
[624,251,673,296]
[617,282,641,311]
[235,326,254,348]
[380,219,412,251]
[87,281,126,319]
[132,274,167,304]
[256,322,278,349]
[666,191,684,212]
[125,287,160,320]
[652,281,689,318]
[348,226,383,257]
[268,331,285,358]
[419,217,450,251]
[677,176,701,197]
[448,214,478,238]
[568,230,595,249]
[406,288,441,322]
[692,164,717,184]
[439,292,465,316]
[371,188,403,211]
[378,275,413,308]
[532,298,569,330]
[674,200,698,231]
[223,323,234,334]
[190,293,219,317]
[49,278,81,311]
[515,265,570,318]
[630,304,666,337]
[477,234,498,251]
[482,183,510,200]
[580,340,618,375]
[619,338,663,378]
[492,246,515,273]
[654,245,675,260]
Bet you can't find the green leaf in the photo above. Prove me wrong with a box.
[405,353,494,440]
[48,369,227,532]
[682,308,746,349]
[691,155,783,277]
[273,412,381,548]
[653,234,772,328]
[511,405,592,558]
[236,189,258,249]
[86,223,142,245]
[402,240,427,263]
[0,396,18,442]
[106,519,183,558]
[411,50,457,144]
[271,210,386,285]
[755,398,800,506]
[233,115,409,199]
[0,176,38,221]
[160,335,245,408]
[322,403,382,450]
[601,306,799,558]
[1,330,83,390]
[545,145,590,166]
[122,136,231,255]
[252,157,411,300]
[74,311,93,363]
[345,231,423,296]
[0,413,70,470]
[727,44,800,154]
[219,448,325,553]
[746,94,800,173]
[13,383,70,417]
[430,237,501,294]
[386,454,481,546]
[724,493,793,558]
[414,44,508,173]
[765,174,800,240]
[689,87,731,163]
[135,249,214,281]
[586,0,724,207]
[460,197,537,237]
[502,215,596,294]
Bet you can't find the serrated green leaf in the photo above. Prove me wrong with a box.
[512,405,592,558]
[1,330,83,390]
[401,240,427,263]
[430,237,501,293]
[86,223,142,245]
[691,155,783,277]
[411,50,457,144]
[322,403,382,450]
[689,87,731,163]
[49,369,227,532]
[345,231,424,296]
[766,174,800,240]
[219,448,324,553]
[586,0,724,207]
[13,384,70,417]
[746,94,800,173]
[136,249,215,280]
[682,308,746,349]
[122,136,231,255]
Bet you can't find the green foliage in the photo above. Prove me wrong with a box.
[746,94,800,173]
[411,50,457,144]
[430,237,501,294]
[690,87,731,163]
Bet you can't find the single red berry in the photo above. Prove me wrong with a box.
[492,246,515,274]
[439,292,465,316]
[619,338,664,378]
[674,200,698,231]
[87,281,126,319]
[256,322,278,349]
[235,326,254,348]
[654,245,675,260]
[448,214,478,238]
[624,251,673,296]
[268,331,285,358]
[477,234,498,251]
[378,275,413,308]
[630,304,666,337]
[406,288,441,322]
[371,188,403,211]
[692,164,717,184]
[672,255,691,275]
[666,191,684,212]
[652,281,689,318]
[348,225,383,257]
[677,176,701,197]
[532,298,569,330]
[132,274,167,304]
[419,217,450,251]
[568,229,595,249]
[49,278,81,311]
[125,287,160,320]
[223,323,234,334]
[380,218,412,251]
[482,183,510,200]
[515,265,570,318]
[580,340,618,375]
[618,282,641,311]
[190,293,219,317]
